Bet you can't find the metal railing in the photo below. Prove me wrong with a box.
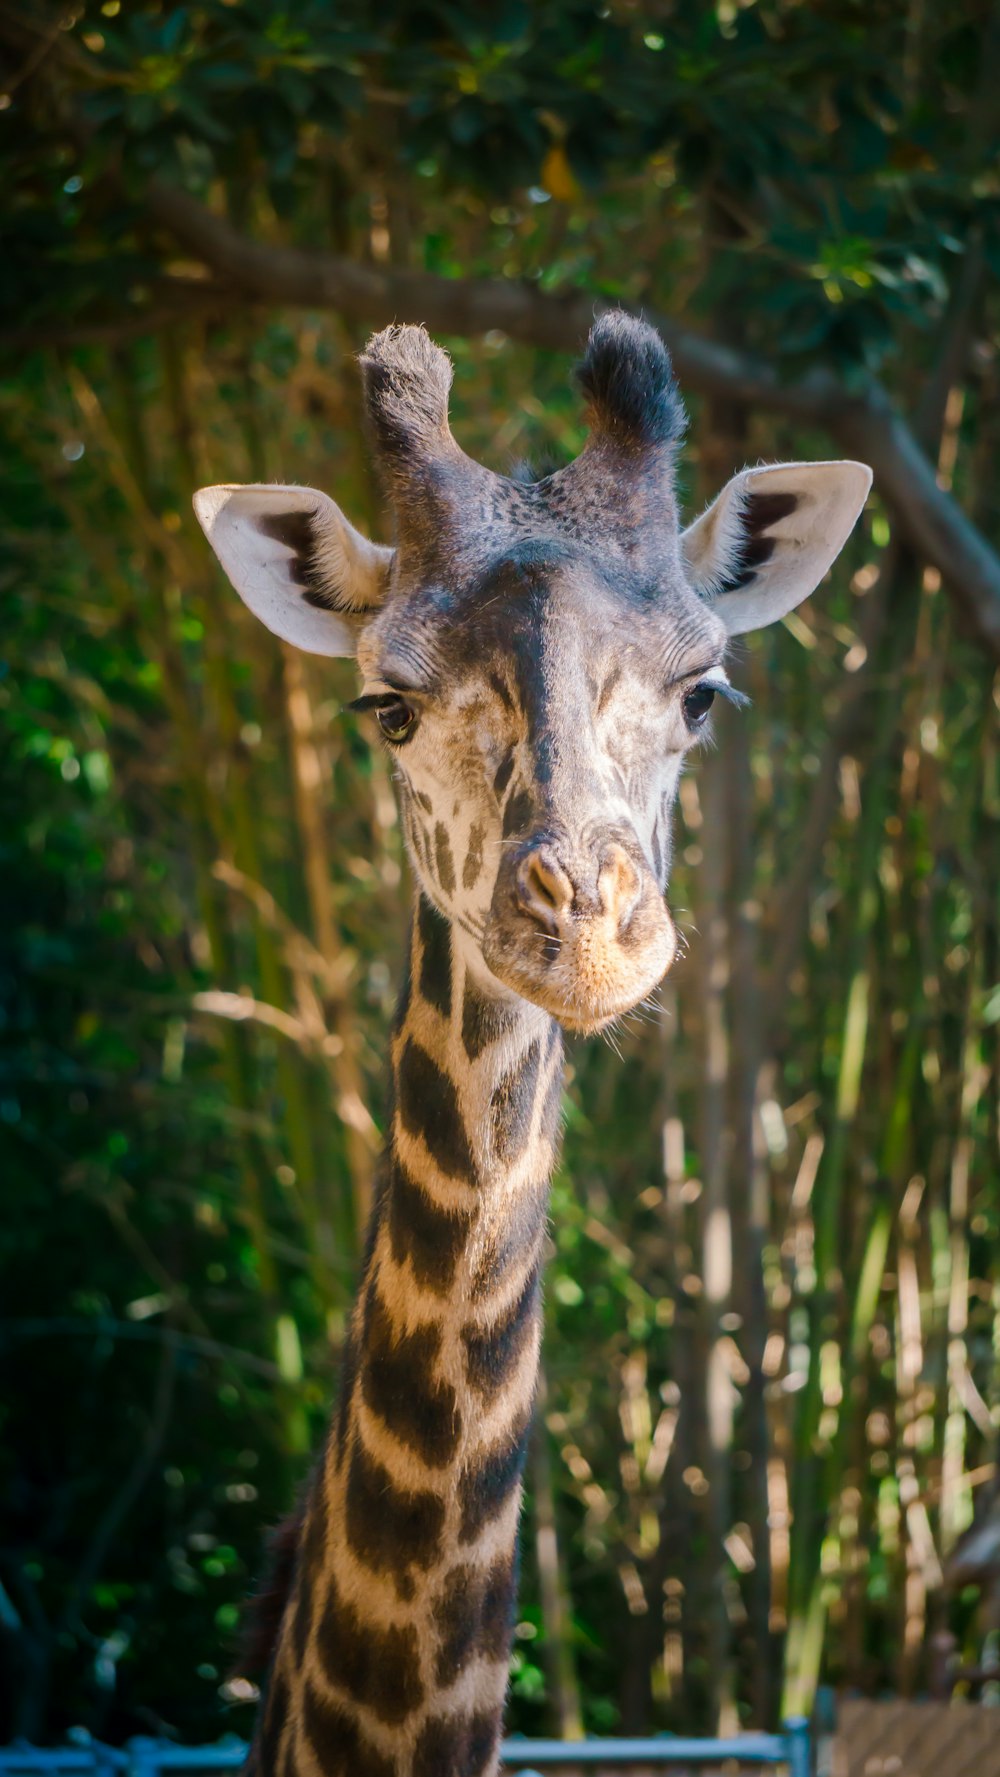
[0,1722,810,1777]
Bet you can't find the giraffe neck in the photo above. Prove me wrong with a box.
[257,893,564,1777]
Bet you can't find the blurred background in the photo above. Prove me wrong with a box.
[1,0,999,1756]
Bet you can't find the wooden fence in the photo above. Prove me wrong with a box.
[830,1698,1000,1777]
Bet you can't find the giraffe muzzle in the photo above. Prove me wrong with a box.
[484,832,677,1031]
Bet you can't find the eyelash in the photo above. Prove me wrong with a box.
[681,679,750,730]
[347,692,399,714]
[346,680,748,741]
[704,681,750,709]
[347,691,419,744]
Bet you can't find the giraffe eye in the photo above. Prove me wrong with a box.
[682,683,716,729]
[375,697,418,743]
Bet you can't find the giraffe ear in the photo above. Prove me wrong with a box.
[192,484,393,657]
[681,460,872,637]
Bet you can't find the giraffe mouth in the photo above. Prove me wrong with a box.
[481,897,677,1033]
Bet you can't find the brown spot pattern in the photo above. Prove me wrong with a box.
[345,1436,445,1590]
[433,1553,517,1687]
[434,821,456,895]
[361,1285,462,1467]
[302,1681,396,1777]
[462,980,518,1061]
[489,1038,541,1165]
[386,1156,472,1294]
[314,1571,424,1725]
[458,1407,533,1544]
[462,1260,541,1397]
[463,821,485,890]
[411,1709,498,1777]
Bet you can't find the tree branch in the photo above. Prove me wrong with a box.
[8,174,988,658]
[2,5,999,653]
[0,282,233,351]
[142,183,1000,658]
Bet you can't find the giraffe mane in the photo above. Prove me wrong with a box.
[233,1502,306,1678]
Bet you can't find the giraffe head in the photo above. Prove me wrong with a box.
[195,316,870,1032]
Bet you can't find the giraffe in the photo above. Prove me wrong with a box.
[194,313,870,1777]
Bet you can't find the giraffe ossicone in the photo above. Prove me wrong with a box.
[194,313,870,1777]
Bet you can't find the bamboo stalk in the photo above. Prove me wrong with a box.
[784,558,918,1716]
[532,1370,585,1740]
[941,990,985,1552]
[726,694,776,1726]
[694,738,736,1732]
[57,356,312,1449]
[688,334,748,1732]
[152,339,334,1299]
[282,646,377,1240]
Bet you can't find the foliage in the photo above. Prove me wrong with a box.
[1,0,999,1749]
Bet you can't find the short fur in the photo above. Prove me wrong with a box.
[353,314,689,588]
[359,325,456,468]
[575,310,686,449]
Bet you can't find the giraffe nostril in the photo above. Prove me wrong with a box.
[515,848,574,929]
[598,845,643,932]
